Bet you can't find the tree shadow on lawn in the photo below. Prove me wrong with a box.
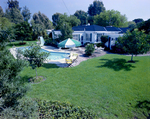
[97,58,138,71]
[135,100,150,118]
[21,75,33,83]
[42,63,59,69]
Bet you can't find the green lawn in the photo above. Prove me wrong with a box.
[20,54,150,118]
[6,40,37,49]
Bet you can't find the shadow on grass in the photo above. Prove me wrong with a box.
[135,100,150,118]
[136,100,150,111]
[21,75,33,83]
[42,63,59,69]
[97,58,138,71]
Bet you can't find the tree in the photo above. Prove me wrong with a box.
[0,6,4,17]
[5,8,23,24]
[136,19,150,34]
[0,30,37,118]
[31,11,53,39]
[94,10,128,27]
[74,10,87,25]
[68,15,81,27]
[52,12,62,26]
[15,21,33,42]
[60,22,73,41]
[88,0,105,16]
[133,18,144,24]
[7,0,20,10]
[55,13,80,30]
[117,29,150,62]
[0,17,15,44]
[128,21,136,29]
[22,45,49,78]
[32,11,53,29]
[21,6,31,22]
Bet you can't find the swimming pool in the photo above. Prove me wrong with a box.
[17,47,70,60]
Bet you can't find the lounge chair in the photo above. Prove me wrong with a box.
[65,59,72,64]
[65,53,78,67]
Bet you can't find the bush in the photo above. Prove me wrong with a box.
[85,44,95,56]
[111,45,127,54]
[19,42,26,45]
[101,35,108,44]
[44,38,58,47]
[36,99,97,119]
[95,43,105,47]
[0,97,38,119]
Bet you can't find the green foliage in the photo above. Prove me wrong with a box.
[21,6,31,22]
[117,29,150,61]
[101,35,108,44]
[60,22,73,41]
[31,11,52,40]
[55,13,80,30]
[128,21,136,29]
[22,45,50,77]
[1,97,38,119]
[133,18,144,24]
[5,8,23,24]
[87,16,94,25]
[0,6,4,17]
[88,0,105,16]
[36,99,97,118]
[136,19,150,34]
[0,36,37,118]
[7,0,20,10]
[85,44,95,56]
[15,21,33,42]
[31,11,53,29]
[74,10,87,25]
[52,12,62,26]
[94,10,128,27]
[0,29,9,50]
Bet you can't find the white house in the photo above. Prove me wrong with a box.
[51,25,129,49]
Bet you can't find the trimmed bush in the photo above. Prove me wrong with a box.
[85,44,95,56]
[101,35,108,44]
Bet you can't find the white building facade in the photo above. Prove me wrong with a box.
[51,25,129,49]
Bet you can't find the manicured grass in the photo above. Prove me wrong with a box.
[6,40,37,49]
[20,54,150,118]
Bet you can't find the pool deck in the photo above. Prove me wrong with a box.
[41,46,107,67]
[9,46,107,68]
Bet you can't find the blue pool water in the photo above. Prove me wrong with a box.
[17,47,70,60]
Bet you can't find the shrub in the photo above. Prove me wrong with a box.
[111,45,126,54]
[85,44,95,56]
[0,97,38,119]
[95,43,105,47]
[36,99,97,119]
[19,42,26,45]
[101,35,108,44]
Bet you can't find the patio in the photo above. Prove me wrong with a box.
[42,46,107,67]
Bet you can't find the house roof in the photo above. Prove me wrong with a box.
[119,27,129,33]
[105,26,121,31]
[72,25,106,31]
[53,25,129,33]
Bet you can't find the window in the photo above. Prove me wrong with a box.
[73,34,80,41]
[97,33,102,42]
[86,33,91,41]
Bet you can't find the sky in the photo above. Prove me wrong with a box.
[0,0,150,22]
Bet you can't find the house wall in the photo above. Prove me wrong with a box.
[52,30,124,48]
